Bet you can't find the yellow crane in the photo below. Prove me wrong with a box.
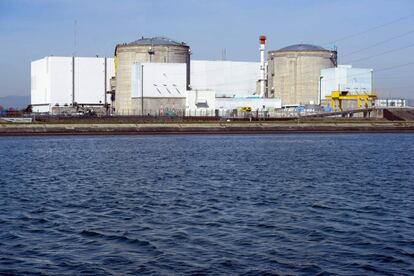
[240,106,252,112]
[326,91,377,111]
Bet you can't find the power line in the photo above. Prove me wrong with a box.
[376,61,414,72]
[191,60,414,88]
[376,85,414,90]
[263,62,414,89]
[370,74,414,80]
[323,14,413,46]
[341,29,414,58]
[73,20,77,56]
[346,42,414,63]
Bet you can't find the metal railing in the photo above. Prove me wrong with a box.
[1,107,382,123]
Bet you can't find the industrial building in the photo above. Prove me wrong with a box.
[113,37,190,115]
[31,56,114,113]
[128,62,187,115]
[111,36,268,115]
[185,35,281,116]
[320,65,375,110]
[190,60,259,97]
[30,55,264,115]
[31,35,389,117]
[185,90,281,117]
[321,65,373,100]
[267,44,337,106]
[375,98,407,107]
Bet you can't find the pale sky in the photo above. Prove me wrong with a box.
[0,0,413,98]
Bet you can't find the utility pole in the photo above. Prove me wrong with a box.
[141,64,144,116]
[319,76,324,105]
[104,57,107,114]
[73,20,77,56]
[72,56,75,105]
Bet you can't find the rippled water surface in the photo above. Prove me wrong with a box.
[0,134,414,275]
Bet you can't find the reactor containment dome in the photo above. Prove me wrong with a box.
[114,36,191,115]
[268,44,337,106]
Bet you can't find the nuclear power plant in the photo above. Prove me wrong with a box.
[31,35,384,116]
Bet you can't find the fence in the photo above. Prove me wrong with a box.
[2,107,366,123]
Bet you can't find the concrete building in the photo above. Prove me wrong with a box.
[31,36,277,116]
[268,44,337,106]
[215,97,281,116]
[185,90,216,116]
[114,37,190,115]
[190,60,260,97]
[130,62,187,115]
[321,65,373,100]
[31,56,114,113]
[186,60,264,116]
[375,98,407,107]
[185,89,281,117]
[31,56,264,115]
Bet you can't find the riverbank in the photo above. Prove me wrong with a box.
[1,121,414,136]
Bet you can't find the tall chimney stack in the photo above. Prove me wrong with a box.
[259,35,266,98]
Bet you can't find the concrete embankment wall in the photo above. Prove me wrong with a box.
[1,122,414,136]
[383,108,414,121]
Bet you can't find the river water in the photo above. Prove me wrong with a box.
[0,134,413,275]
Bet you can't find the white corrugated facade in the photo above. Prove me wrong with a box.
[185,90,216,116]
[31,56,115,113]
[131,63,186,98]
[31,58,262,114]
[321,65,373,100]
[215,97,281,110]
[141,60,261,100]
[190,60,260,97]
[375,99,406,107]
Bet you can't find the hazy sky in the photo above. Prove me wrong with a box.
[1,0,413,98]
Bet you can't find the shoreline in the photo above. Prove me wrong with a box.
[1,122,414,136]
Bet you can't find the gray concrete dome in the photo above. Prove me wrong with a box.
[114,36,191,115]
[127,36,188,47]
[267,43,337,106]
[275,44,328,52]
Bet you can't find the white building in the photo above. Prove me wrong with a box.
[186,60,269,116]
[375,98,407,108]
[320,65,373,101]
[185,89,281,116]
[31,56,115,113]
[190,60,260,97]
[131,63,186,98]
[31,57,271,115]
[215,97,281,115]
[185,90,216,116]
